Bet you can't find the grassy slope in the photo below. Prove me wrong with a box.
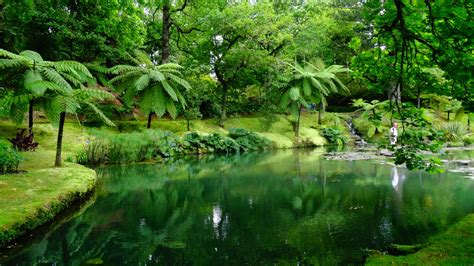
[0,122,97,246]
[366,214,474,265]
[114,111,352,148]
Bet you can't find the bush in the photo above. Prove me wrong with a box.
[75,129,185,165]
[436,122,472,142]
[0,140,22,174]
[228,128,273,152]
[76,128,274,165]
[464,135,474,145]
[202,133,240,154]
[320,127,347,145]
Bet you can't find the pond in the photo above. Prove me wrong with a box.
[3,149,474,265]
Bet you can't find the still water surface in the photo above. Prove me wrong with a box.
[4,149,474,265]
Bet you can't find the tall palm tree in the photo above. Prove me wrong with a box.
[110,50,191,128]
[0,49,114,166]
[280,60,350,136]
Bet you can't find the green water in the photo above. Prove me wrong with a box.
[3,149,474,265]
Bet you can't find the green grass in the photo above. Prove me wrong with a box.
[0,121,97,246]
[366,214,474,265]
[114,112,343,148]
[0,162,96,245]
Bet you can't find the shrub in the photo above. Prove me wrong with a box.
[228,128,273,152]
[0,140,22,174]
[8,129,38,151]
[320,127,347,145]
[75,128,273,165]
[202,133,240,154]
[182,132,206,153]
[436,122,472,142]
[463,135,474,145]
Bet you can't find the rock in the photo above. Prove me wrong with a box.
[379,149,394,157]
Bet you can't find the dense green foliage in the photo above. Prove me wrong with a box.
[0,140,21,174]
[0,0,472,168]
[75,128,273,165]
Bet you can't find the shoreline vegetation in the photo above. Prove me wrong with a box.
[0,112,472,260]
[366,214,474,265]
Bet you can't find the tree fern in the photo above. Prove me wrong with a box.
[280,59,351,134]
[109,49,191,128]
[0,49,115,166]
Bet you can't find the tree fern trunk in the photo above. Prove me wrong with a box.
[295,104,302,137]
[318,104,322,125]
[28,99,34,134]
[417,87,421,109]
[147,112,153,129]
[55,112,66,167]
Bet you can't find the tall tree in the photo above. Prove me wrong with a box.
[0,0,146,64]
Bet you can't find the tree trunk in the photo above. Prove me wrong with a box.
[147,112,153,129]
[447,112,450,121]
[468,112,471,130]
[55,112,66,167]
[219,85,228,128]
[28,99,34,134]
[417,87,421,109]
[187,119,190,131]
[318,104,322,125]
[388,82,401,104]
[161,4,171,64]
[295,104,302,137]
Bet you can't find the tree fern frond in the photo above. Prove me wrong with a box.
[165,97,178,119]
[110,64,141,74]
[134,74,150,91]
[55,61,92,78]
[161,80,178,101]
[0,49,27,61]
[148,69,166,82]
[109,70,142,84]
[83,102,116,127]
[19,50,44,62]
[174,89,187,109]
[0,59,27,69]
[85,63,111,74]
[168,74,192,91]
[133,50,153,66]
[41,68,73,91]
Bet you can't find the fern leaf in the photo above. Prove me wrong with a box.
[19,50,44,62]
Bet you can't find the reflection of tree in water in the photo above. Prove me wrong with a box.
[7,151,474,265]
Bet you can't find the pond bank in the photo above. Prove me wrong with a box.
[0,162,96,247]
[366,214,474,265]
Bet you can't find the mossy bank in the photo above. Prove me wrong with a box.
[0,163,96,246]
[366,214,474,265]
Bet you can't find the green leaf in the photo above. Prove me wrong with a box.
[289,87,300,101]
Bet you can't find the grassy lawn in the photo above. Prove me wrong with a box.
[366,214,474,265]
[0,122,97,246]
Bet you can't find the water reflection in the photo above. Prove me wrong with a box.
[3,150,474,265]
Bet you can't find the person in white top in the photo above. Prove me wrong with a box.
[390,122,398,145]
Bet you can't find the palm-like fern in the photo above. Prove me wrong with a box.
[0,49,96,133]
[0,49,114,166]
[280,60,350,136]
[109,50,191,128]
